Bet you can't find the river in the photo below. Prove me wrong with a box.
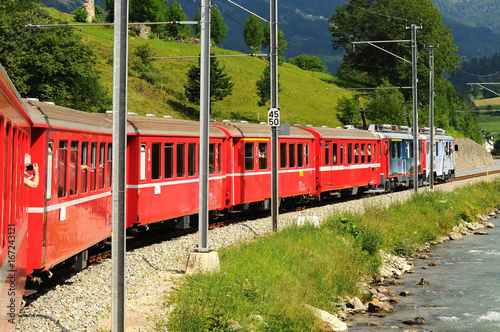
[349,214,500,331]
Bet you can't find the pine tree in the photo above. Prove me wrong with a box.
[184,54,234,105]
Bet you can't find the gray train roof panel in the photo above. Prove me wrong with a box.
[24,99,113,133]
[305,126,380,140]
[214,121,314,139]
[124,114,226,137]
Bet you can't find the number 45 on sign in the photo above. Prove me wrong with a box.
[268,108,280,127]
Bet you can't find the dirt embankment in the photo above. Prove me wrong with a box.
[455,138,494,170]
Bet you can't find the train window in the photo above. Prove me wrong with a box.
[189,143,196,176]
[391,141,397,159]
[58,141,67,197]
[347,143,352,164]
[107,144,112,187]
[354,143,359,164]
[81,142,88,193]
[361,144,365,163]
[259,142,267,170]
[325,143,330,166]
[297,143,303,167]
[99,143,105,189]
[209,143,214,174]
[305,143,309,167]
[373,144,377,163]
[164,143,173,178]
[140,143,146,181]
[217,143,222,173]
[91,142,97,190]
[70,141,78,195]
[383,142,388,157]
[289,143,295,168]
[409,141,413,159]
[436,142,438,157]
[245,142,254,171]
[151,143,161,180]
[280,143,287,168]
[340,144,344,165]
[177,143,185,177]
[332,143,337,165]
[367,144,372,163]
[47,141,53,200]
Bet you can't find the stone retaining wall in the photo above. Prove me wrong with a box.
[455,138,494,170]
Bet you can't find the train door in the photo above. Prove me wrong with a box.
[324,141,332,186]
[390,139,403,175]
[331,141,339,186]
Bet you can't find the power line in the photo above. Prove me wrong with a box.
[457,68,500,78]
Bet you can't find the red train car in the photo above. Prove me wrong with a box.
[303,125,382,198]
[0,65,32,330]
[213,121,316,210]
[25,100,113,274]
[125,114,228,229]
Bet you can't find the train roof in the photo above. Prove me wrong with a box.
[302,125,380,140]
[123,114,226,137]
[213,121,314,139]
[24,99,113,133]
[0,65,32,127]
[419,127,455,140]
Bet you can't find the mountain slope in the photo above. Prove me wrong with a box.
[41,0,500,70]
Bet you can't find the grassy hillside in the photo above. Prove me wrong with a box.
[75,24,353,128]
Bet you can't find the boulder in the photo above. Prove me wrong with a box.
[304,304,348,332]
[449,232,464,241]
[367,300,393,314]
[402,317,427,325]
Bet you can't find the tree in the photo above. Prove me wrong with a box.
[364,85,406,125]
[243,14,264,53]
[211,8,227,46]
[492,139,500,156]
[165,0,190,39]
[105,0,167,26]
[287,54,327,73]
[255,64,281,107]
[73,6,87,23]
[329,0,462,102]
[184,53,234,105]
[262,24,287,65]
[336,97,361,125]
[0,1,111,112]
[192,7,227,46]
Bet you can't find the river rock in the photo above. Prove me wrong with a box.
[473,231,489,235]
[400,290,413,296]
[367,300,393,314]
[304,304,348,332]
[417,278,430,285]
[484,222,495,229]
[449,232,464,241]
[402,317,427,325]
[428,261,438,266]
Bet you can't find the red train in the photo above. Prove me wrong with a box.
[0,82,456,329]
[0,65,31,331]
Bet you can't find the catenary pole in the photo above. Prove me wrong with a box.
[270,0,278,232]
[409,23,421,192]
[197,0,211,251]
[428,46,436,190]
[111,0,128,330]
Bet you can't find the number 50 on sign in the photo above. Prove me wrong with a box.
[268,108,280,127]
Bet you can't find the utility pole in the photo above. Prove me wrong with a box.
[197,0,211,252]
[352,22,421,191]
[111,0,128,330]
[424,44,438,190]
[270,0,279,232]
[408,23,422,192]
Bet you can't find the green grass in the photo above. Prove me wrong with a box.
[477,110,500,140]
[69,23,353,127]
[163,179,500,331]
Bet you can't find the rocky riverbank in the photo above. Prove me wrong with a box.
[341,211,500,332]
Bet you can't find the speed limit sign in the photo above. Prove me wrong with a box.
[268,108,280,127]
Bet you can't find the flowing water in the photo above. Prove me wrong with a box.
[349,214,500,331]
